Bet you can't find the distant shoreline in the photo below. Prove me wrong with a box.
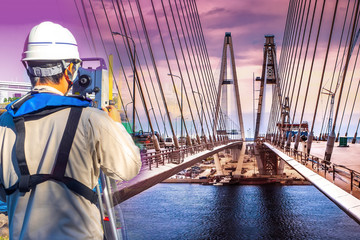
[162,177,311,185]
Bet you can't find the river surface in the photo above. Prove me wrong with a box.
[120,184,360,240]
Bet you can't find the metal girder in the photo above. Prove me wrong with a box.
[255,35,280,139]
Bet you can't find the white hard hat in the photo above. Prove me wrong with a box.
[22,21,80,62]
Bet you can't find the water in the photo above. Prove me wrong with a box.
[120,184,360,239]
[1,184,358,238]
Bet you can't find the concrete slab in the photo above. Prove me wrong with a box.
[302,141,360,172]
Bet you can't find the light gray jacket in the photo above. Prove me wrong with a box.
[0,90,141,239]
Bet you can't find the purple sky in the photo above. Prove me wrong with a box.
[4,0,356,136]
[0,0,288,84]
[0,0,291,135]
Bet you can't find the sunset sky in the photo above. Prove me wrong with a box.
[1,0,358,136]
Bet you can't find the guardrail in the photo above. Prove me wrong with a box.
[270,141,360,195]
[140,140,238,170]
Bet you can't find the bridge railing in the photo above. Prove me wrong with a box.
[140,140,235,170]
[270,142,360,195]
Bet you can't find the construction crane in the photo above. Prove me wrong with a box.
[321,28,360,139]
[321,88,335,138]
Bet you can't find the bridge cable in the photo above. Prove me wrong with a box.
[279,0,296,81]
[80,0,98,55]
[331,0,360,134]
[191,0,227,136]
[84,0,134,128]
[269,0,303,143]
[286,0,308,110]
[181,0,216,141]
[112,0,161,134]
[183,0,225,142]
[86,0,134,129]
[345,80,360,136]
[187,0,219,123]
[309,0,339,141]
[166,0,203,140]
[74,0,93,53]
[326,1,359,136]
[105,0,149,131]
[292,0,322,150]
[189,0,218,109]
[190,0,228,139]
[336,36,360,140]
[318,0,352,139]
[269,0,299,138]
[283,0,312,146]
[187,0,219,140]
[330,2,359,138]
[176,0,214,140]
[111,0,158,135]
[272,0,306,141]
[280,0,300,91]
[278,0,295,79]
[91,0,143,130]
[134,0,180,147]
[173,0,213,142]
[124,0,169,137]
[150,0,192,141]
[180,0,214,139]
[114,0,163,135]
[193,0,225,141]
[283,0,305,103]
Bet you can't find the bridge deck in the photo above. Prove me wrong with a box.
[304,141,360,172]
[264,142,360,224]
[112,141,242,205]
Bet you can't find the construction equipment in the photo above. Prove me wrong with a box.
[73,58,122,240]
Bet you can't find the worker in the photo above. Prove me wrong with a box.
[0,21,141,239]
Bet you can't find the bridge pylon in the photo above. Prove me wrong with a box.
[213,32,245,177]
[254,35,284,175]
[254,35,279,140]
[213,32,245,141]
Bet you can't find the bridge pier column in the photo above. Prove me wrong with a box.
[352,131,357,144]
[186,135,194,154]
[306,131,314,155]
[325,131,336,161]
[256,143,280,175]
[152,135,161,152]
[294,131,300,151]
[254,143,264,175]
[231,148,237,162]
[213,153,224,176]
[280,132,286,148]
[277,158,284,175]
[233,143,246,177]
[285,133,291,150]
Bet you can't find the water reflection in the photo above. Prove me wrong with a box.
[120,184,360,239]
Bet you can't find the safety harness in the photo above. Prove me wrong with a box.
[3,93,98,204]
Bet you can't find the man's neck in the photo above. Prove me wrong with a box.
[34,77,69,95]
[32,85,65,96]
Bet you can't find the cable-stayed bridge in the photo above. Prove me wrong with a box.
[72,0,360,232]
